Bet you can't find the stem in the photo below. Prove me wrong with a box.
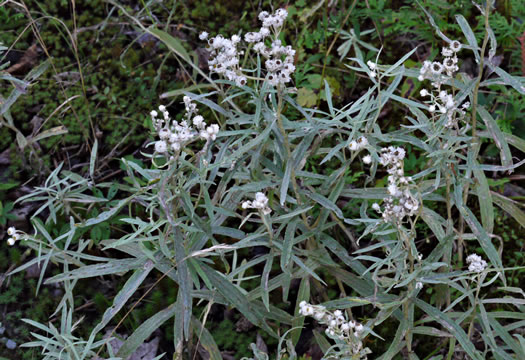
[401,228,415,353]
[458,0,492,262]
[467,276,482,339]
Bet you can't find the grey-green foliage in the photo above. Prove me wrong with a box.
[9,1,525,359]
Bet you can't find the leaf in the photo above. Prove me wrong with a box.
[191,317,223,360]
[45,258,147,283]
[455,191,503,273]
[261,254,273,312]
[415,299,483,360]
[476,106,512,169]
[473,165,494,233]
[200,264,273,334]
[455,15,480,61]
[116,303,177,359]
[148,27,190,62]
[291,277,309,346]
[491,192,525,229]
[28,126,68,145]
[305,191,343,219]
[83,261,155,357]
[281,220,298,273]
[90,139,98,178]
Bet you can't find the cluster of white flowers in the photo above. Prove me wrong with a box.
[201,9,295,88]
[6,227,21,246]
[151,97,219,155]
[201,32,246,87]
[466,254,488,273]
[246,9,295,87]
[241,192,271,215]
[371,147,419,222]
[299,302,368,358]
[418,40,470,128]
[367,60,377,78]
[349,136,368,151]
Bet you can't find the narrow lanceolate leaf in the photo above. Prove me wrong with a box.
[291,277,310,346]
[476,106,512,169]
[305,191,343,219]
[455,14,480,61]
[116,303,177,359]
[191,317,223,360]
[173,227,192,339]
[472,165,494,233]
[45,258,147,283]
[281,220,298,273]
[89,139,98,178]
[491,192,525,229]
[200,264,271,334]
[455,190,503,273]
[415,299,483,360]
[83,261,155,357]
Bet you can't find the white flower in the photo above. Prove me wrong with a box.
[372,203,381,212]
[349,140,358,151]
[7,237,15,246]
[150,110,158,117]
[363,154,372,164]
[7,227,15,236]
[450,40,462,52]
[416,282,423,290]
[199,31,209,40]
[430,62,443,74]
[429,105,436,112]
[369,71,377,78]
[420,89,429,97]
[367,60,376,70]
[466,254,487,273]
[155,141,168,153]
[355,324,364,333]
[388,184,398,196]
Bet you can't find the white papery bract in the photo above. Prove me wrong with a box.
[204,8,295,88]
[241,192,272,215]
[373,147,419,223]
[349,136,368,151]
[151,96,219,156]
[466,254,488,273]
[6,226,22,246]
[418,40,470,128]
[299,301,371,359]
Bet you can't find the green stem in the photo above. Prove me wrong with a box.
[458,0,492,262]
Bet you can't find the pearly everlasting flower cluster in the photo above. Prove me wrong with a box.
[201,32,247,87]
[371,147,419,222]
[241,192,272,215]
[466,254,487,273]
[418,40,470,128]
[246,9,295,87]
[299,301,369,358]
[6,227,21,246]
[367,60,377,78]
[151,97,219,156]
[349,136,368,151]
[202,9,295,88]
